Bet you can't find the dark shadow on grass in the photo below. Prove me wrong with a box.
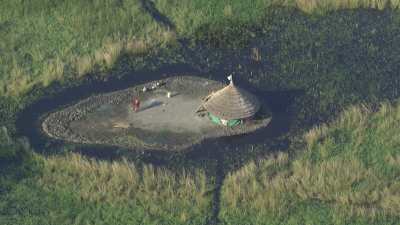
[138,0,211,74]
[138,0,176,30]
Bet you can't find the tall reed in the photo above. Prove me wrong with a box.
[37,153,213,224]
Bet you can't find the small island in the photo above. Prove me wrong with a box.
[42,76,272,151]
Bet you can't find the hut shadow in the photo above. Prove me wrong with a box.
[220,89,302,145]
[138,99,163,112]
[260,89,302,130]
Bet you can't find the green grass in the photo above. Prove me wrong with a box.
[0,0,174,96]
[220,102,400,224]
[0,152,213,225]
[293,0,400,12]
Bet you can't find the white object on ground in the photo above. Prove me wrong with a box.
[142,86,147,92]
[167,92,171,98]
[227,74,233,83]
[221,119,228,126]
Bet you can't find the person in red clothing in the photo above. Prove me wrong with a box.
[132,97,140,112]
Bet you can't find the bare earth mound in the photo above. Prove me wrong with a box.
[42,76,272,151]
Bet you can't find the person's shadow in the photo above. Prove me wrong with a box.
[136,99,163,112]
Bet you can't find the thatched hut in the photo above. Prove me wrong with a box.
[198,77,260,127]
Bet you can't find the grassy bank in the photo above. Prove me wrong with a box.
[293,0,400,13]
[220,102,400,224]
[0,0,174,97]
[0,141,213,225]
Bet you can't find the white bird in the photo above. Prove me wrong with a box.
[227,74,233,84]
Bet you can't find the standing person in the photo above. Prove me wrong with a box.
[132,97,140,112]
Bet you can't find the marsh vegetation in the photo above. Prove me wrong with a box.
[220,102,400,224]
[1,0,400,224]
[1,128,213,225]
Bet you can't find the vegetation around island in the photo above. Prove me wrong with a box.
[220,102,400,225]
[1,0,400,224]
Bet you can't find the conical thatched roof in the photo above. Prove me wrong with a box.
[203,81,260,120]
